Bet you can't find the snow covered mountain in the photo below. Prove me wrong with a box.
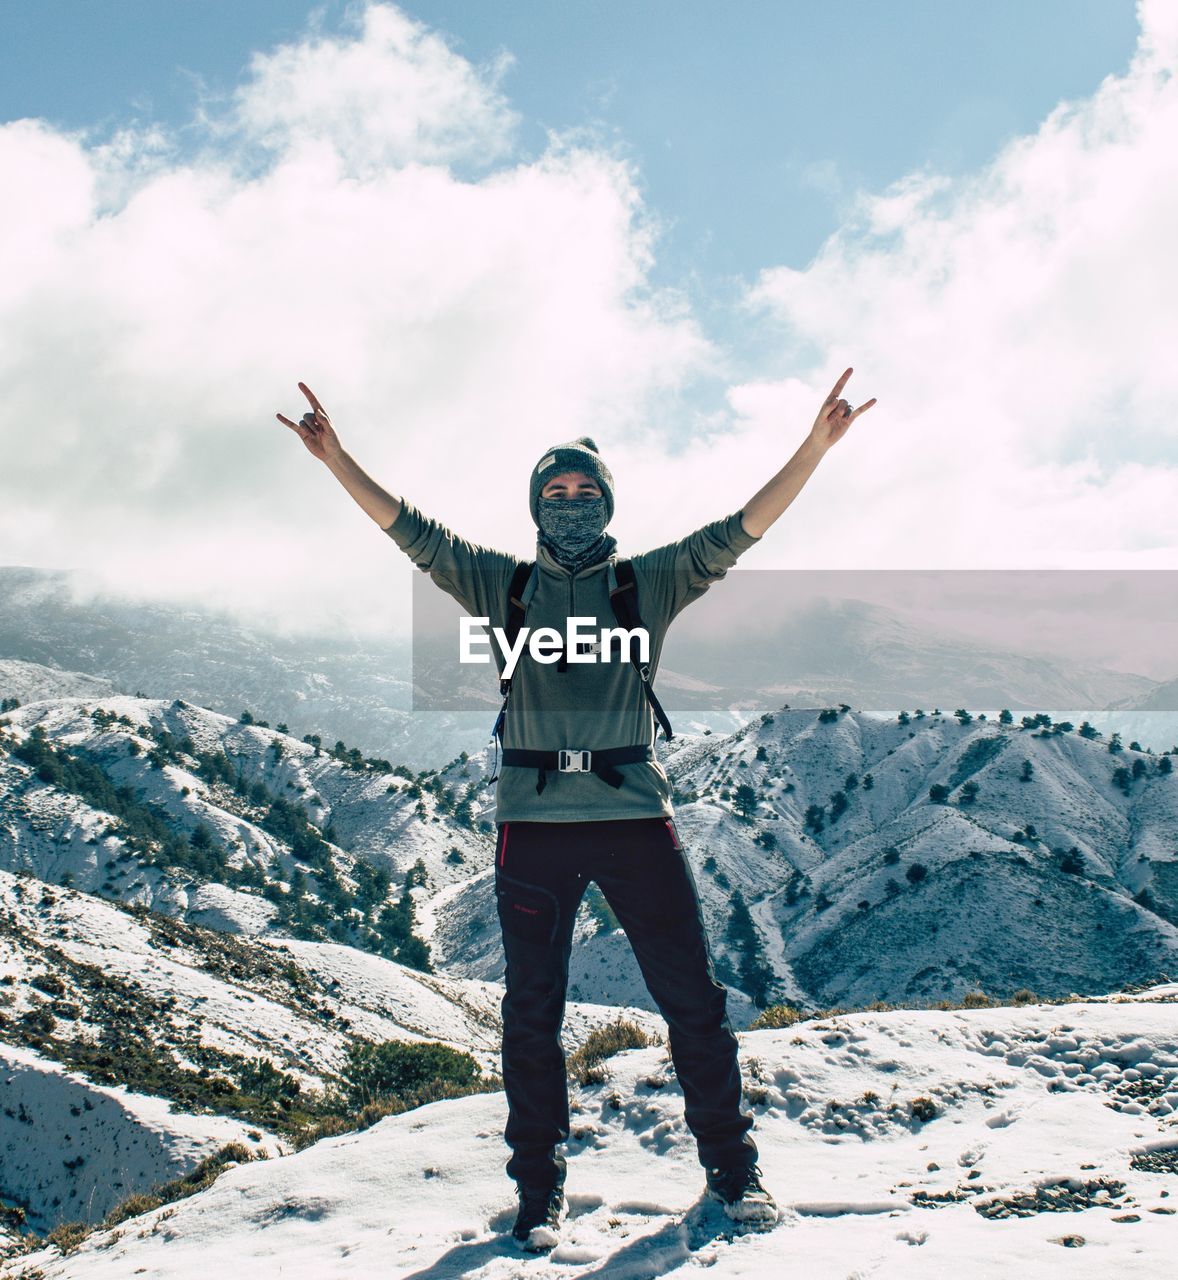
[2,633,1177,1273]
[660,704,1178,1010]
[425,689,1178,1035]
[3,689,1176,1020]
[5,565,1176,770]
[0,570,468,771]
[4,982,1175,1279]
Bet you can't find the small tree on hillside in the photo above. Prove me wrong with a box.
[734,783,759,820]
[725,891,775,1008]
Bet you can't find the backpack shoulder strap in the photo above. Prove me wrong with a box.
[608,558,674,742]
[504,561,535,653]
[490,561,537,753]
[609,557,639,627]
[500,561,536,693]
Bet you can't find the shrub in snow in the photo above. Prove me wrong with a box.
[342,1039,480,1109]
[566,1019,656,1086]
[749,1003,804,1030]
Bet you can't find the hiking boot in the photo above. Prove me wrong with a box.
[705,1163,779,1226]
[511,1182,566,1251]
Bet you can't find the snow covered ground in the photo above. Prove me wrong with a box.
[7,986,1175,1279]
[0,866,664,1239]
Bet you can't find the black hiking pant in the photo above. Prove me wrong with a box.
[494,815,758,1190]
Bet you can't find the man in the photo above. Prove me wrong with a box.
[277,371,876,1250]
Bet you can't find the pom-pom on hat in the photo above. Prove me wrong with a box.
[529,436,615,526]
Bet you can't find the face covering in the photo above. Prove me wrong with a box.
[536,496,617,572]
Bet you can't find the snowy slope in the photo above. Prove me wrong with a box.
[5,986,1175,1279]
[0,694,718,1026]
[0,867,663,1234]
[218,695,1178,1020]
[0,693,683,1014]
[659,706,1178,1010]
[0,693,496,936]
[0,1040,283,1236]
[3,634,1178,1275]
[4,695,1178,1020]
[0,660,116,706]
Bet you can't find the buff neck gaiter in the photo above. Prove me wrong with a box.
[536,496,617,573]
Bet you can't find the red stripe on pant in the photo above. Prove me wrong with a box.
[499,822,510,867]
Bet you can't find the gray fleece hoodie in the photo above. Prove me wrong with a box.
[385,500,760,822]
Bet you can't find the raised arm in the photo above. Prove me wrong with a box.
[739,367,877,539]
[277,381,519,621]
[277,382,401,530]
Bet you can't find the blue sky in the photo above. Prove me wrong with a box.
[2,0,1139,284]
[1,0,1174,633]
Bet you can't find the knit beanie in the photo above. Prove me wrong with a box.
[528,436,615,527]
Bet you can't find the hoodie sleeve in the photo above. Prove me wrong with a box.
[629,510,761,625]
[384,498,522,624]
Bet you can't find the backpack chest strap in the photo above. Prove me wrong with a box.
[500,744,654,794]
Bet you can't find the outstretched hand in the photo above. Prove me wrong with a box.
[809,367,876,451]
[276,383,343,463]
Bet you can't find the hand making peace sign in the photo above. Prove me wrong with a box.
[276,382,343,463]
[809,367,876,451]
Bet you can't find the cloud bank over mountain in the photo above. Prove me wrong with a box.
[1,0,1175,639]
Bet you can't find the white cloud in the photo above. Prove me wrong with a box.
[732,0,1178,569]
[229,3,518,173]
[3,0,1175,653]
[0,3,711,635]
